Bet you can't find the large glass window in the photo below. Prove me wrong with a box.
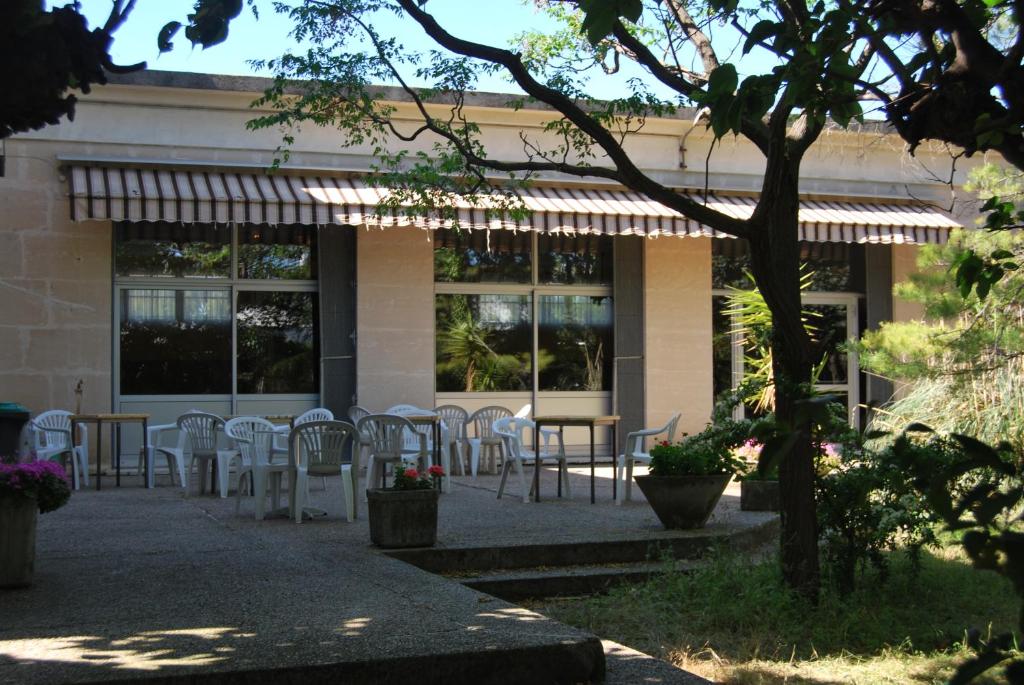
[435,294,532,392]
[433,228,531,283]
[115,222,319,397]
[434,229,614,394]
[237,291,318,393]
[538,295,613,391]
[115,222,230,278]
[119,288,231,395]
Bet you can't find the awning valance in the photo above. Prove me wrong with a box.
[66,165,960,244]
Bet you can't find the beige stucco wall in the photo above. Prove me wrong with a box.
[891,244,925,322]
[356,226,435,410]
[644,237,714,437]
[0,141,112,418]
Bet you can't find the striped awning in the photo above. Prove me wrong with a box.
[66,165,960,244]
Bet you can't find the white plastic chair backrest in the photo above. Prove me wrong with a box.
[289,420,356,473]
[348,405,371,424]
[357,414,415,460]
[295,408,334,426]
[666,412,682,443]
[627,412,682,456]
[514,404,532,419]
[32,410,72,451]
[434,405,469,441]
[493,416,534,461]
[177,412,223,454]
[225,417,275,466]
[386,405,435,449]
[468,406,512,441]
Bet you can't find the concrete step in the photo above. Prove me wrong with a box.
[454,559,698,601]
[385,516,779,574]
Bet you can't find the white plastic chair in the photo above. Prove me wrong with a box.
[467,406,512,477]
[288,420,358,523]
[225,417,290,520]
[358,414,425,500]
[155,411,236,496]
[31,410,89,490]
[145,422,190,489]
[492,416,571,503]
[386,405,450,490]
[616,412,682,504]
[288,408,335,489]
[434,405,468,475]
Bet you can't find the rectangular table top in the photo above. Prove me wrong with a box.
[70,413,150,422]
[533,415,620,427]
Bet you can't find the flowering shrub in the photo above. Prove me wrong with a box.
[0,460,71,513]
[649,420,749,477]
[390,465,445,491]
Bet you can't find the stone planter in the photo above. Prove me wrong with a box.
[366,488,439,548]
[741,479,780,512]
[633,473,731,530]
[1,494,38,588]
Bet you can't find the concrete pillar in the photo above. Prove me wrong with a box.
[643,237,714,437]
[355,226,435,410]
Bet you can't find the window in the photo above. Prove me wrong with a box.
[433,228,614,394]
[115,222,319,397]
[711,238,862,423]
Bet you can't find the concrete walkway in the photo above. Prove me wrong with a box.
[0,466,767,683]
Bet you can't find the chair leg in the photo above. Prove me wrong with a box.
[253,470,267,521]
[516,458,528,503]
[69,451,81,491]
[624,460,634,503]
[560,460,573,499]
[292,471,306,524]
[470,443,480,478]
[341,465,355,522]
[496,460,511,499]
[363,457,377,502]
[216,453,231,499]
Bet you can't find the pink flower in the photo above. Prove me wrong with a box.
[403,468,420,479]
[427,465,445,477]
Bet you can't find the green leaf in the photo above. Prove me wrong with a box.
[158,21,182,53]
[743,20,780,55]
[708,64,738,98]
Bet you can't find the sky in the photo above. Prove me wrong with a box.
[62,0,760,100]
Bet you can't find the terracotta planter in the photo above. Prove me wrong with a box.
[741,479,780,512]
[633,473,731,530]
[1,494,38,588]
[366,488,439,548]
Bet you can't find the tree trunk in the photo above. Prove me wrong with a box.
[746,159,821,602]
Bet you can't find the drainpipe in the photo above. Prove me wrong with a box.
[678,107,711,170]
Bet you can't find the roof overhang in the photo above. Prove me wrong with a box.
[66,164,960,245]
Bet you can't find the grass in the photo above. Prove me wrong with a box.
[529,545,1019,684]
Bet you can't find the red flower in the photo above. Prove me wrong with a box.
[428,465,445,477]
[403,468,419,479]
[660,440,670,446]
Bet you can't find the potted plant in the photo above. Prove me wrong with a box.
[634,424,745,529]
[366,465,444,548]
[1,458,71,588]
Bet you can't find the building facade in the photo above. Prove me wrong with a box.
[0,71,973,459]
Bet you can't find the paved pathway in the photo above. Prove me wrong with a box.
[0,466,765,683]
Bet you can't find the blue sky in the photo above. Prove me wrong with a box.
[64,1,765,101]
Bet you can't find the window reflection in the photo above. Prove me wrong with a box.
[119,289,231,394]
[712,239,864,292]
[538,295,613,391]
[115,222,230,278]
[808,304,849,383]
[435,294,532,391]
[538,234,612,285]
[236,291,319,394]
[238,225,317,280]
[433,228,531,283]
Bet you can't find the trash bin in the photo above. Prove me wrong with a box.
[0,403,31,459]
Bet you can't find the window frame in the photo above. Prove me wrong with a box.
[433,230,614,406]
[711,287,862,426]
[113,222,319,414]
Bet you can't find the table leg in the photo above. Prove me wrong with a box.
[96,421,102,491]
[590,424,596,505]
[142,417,150,488]
[115,422,122,487]
[533,423,541,503]
[557,426,564,498]
[70,419,79,491]
[611,422,618,502]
